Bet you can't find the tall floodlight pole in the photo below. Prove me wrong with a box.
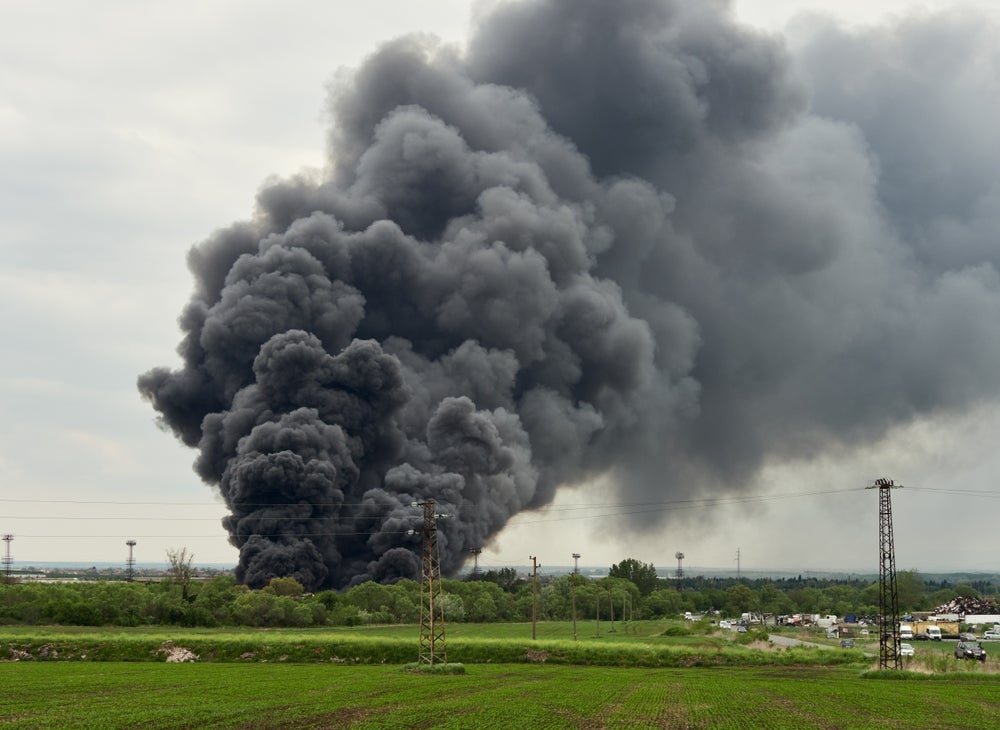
[467,547,482,580]
[866,478,903,670]
[572,553,580,641]
[125,540,137,582]
[414,500,449,664]
[675,551,684,590]
[2,534,12,581]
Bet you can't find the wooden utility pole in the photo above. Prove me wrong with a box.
[572,553,580,641]
[530,556,540,640]
[609,587,616,632]
[595,590,600,637]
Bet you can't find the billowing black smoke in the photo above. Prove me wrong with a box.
[139,0,1000,590]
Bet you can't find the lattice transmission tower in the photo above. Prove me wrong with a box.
[125,540,137,582]
[413,500,448,664]
[867,477,903,670]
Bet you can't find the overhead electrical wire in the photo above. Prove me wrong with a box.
[0,485,864,511]
[2,485,996,544]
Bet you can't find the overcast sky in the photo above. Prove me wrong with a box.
[2,0,998,577]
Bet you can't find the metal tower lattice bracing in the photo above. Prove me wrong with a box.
[867,478,903,670]
[416,500,447,664]
[126,540,137,583]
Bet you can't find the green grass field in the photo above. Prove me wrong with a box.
[3,623,999,727]
[0,621,864,667]
[3,661,1000,729]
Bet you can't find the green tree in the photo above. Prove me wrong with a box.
[264,576,305,596]
[896,570,925,611]
[232,591,312,627]
[953,584,980,598]
[758,582,792,615]
[150,586,187,624]
[482,567,520,592]
[822,584,860,616]
[345,581,393,613]
[724,584,756,616]
[788,587,821,613]
[860,582,880,611]
[440,593,466,622]
[468,594,498,622]
[641,588,683,618]
[194,574,244,623]
[608,558,660,596]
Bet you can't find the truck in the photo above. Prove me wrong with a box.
[911,620,957,640]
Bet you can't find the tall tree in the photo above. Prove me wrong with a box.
[166,547,194,600]
[724,584,756,615]
[482,567,520,592]
[896,570,926,611]
[608,558,660,596]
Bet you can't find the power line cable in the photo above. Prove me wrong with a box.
[0,485,865,511]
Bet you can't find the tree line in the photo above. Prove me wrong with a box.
[0,558,995,628]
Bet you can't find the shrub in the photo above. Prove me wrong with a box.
[401,662,467,675]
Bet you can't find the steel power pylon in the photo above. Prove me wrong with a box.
[867,478,903,670]
[414,500,448,664]
[126,540,137,583]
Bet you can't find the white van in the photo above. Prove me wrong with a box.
[924,626,942,641]
[900,625,913,640]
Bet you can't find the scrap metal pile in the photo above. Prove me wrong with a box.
[933,596,999,616]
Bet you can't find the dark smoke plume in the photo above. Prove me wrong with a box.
[140,0,1000,590]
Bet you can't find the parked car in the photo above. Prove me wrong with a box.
[982,631,1000,641]
[955,641,987,661]
[898,643,914,657]
[959,632,978,641]
[840,639,855,649]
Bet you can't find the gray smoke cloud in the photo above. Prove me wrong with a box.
[139,0,1000,590]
